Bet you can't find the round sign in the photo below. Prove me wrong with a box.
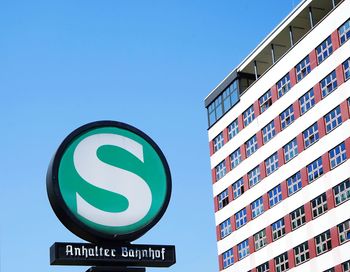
[47,121,172,243]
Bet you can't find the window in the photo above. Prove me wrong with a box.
[296,56,311,82]
[213,132,224,153]
[220,218,232,239]
[208,98,222,127]
[277,73,291,98]
[287,171,302,196]
[333,179,350,206]
[248,166,261,188]
[294,242,309,265]
[222,248,234,269]
[207,80,239,126]
[299,88,315,115]
[339,19,350,45]
[321,70,338,98]
[218,189,229,210]
[307,157,323,183]
[315,230,332,255]
[275,252,289,272]
[238,239,250,260]
[235,208,247,229]
[343,260,350,272]
[243,105,255,127]
[316,36,333,64]
[215,160,226,181]
[324,106,342,133]
[311,193,328,219]
[262,121,276,144]
[329,142,347,169]
[251,197,264,218]
[233,178,244,199]
[246,135,258,157]
[269,185,282,207]
[265,152,278,176]
[284,138,298,162]
[257,262,269,272]
[230,148,242,169]
[272,218,285,241]
[254,229,267,251]
[338,219,350,244]
[228,119,239,140]
[323,268,335,272]
[303,122,319,148]
[344,58,350,81]
[259,90,272,113]
[290,206,306,230]
[280,105,295,129]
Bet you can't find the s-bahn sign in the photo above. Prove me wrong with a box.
[47,121,175,268]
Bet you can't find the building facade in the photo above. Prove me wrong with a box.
[204,0,350,271]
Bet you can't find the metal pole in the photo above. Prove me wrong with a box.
[254,60,258,80]
[289,26,294,47]
[308,7,314,28]
[271,44,276,64]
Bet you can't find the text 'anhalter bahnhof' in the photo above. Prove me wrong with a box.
[204,0,350,271]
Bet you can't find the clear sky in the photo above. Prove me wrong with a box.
[0,1,302,271]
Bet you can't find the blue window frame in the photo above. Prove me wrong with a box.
[320,70,338,98]
[243,105,255,127]
[251,197,264,218]
[208,98,223,127]
[238,239,250,260]
[277,73,291,98]
[303,123,319,148]
[233,178,244,199]
[272,218,286,241]
[299,88,315,115]
[324,106,342,133]
[262,121,276,144]
[296,56,311,82]
[280,105,295,130]
[228,119,239,140]
[343,58,350,81]
[316,36,333,64]
[307,157,323,183]
[235,208,247,229]
[259,90,272,113]
[287,172,302,196]
[222,248,234,268]
[246,135,258,157]
[215,160,226,181]
[265,152,279,176]
[220,218,232,239]
[269,185,282,207]
[284,138,298,162]
[218,189,229,210]
[248,166,261,187]
[213,132,224,153]
[329,142,347,169]
[339,19,350,45]
[230,148,242,169]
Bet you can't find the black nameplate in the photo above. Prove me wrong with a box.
[50,242,176,267]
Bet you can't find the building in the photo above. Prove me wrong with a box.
[204,0,350,271]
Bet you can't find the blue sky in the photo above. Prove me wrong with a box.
[0,1,302,271]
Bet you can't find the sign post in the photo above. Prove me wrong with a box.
[47,121,175,271]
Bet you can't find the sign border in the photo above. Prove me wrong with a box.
[47,121,172,243]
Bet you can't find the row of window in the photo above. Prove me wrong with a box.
[208,17,350,128]
[220,177,350,240]
[214,62,350,182]
[216,100,350,210]
[222,218,350,270]
[212,51,350,155]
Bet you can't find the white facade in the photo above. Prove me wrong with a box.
[205,1,350,271]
